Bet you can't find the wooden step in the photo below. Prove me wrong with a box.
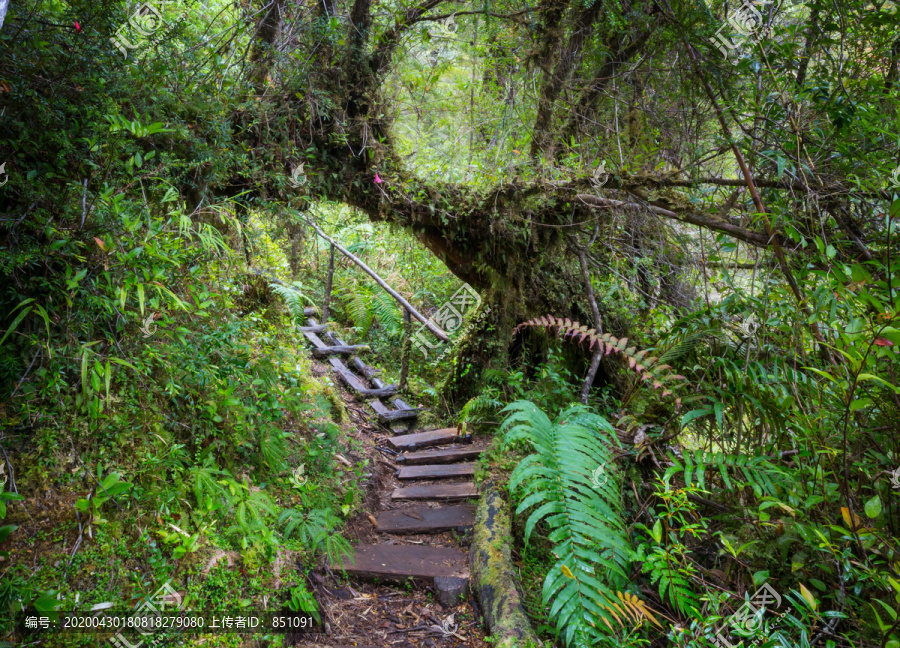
[337,543,469,581]
[398,446,484,465]
[375,505,475,534]
[369,399,421,423]
[391,482,478,501]
[397,462,476,480]
[311,344,370,357]
[328,358,398,397]
[387,428,462,451]
[301,329,330,350]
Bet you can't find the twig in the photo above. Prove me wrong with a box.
[9,346,42,400]
[0,446,18,494]
[79,179,88,229]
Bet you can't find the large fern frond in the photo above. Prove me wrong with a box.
[665,450,786,498]
[369,291,403,337]
[270,282,315,322]
[338,282,375,334]
[514,316,686,400]
[501,401,636,646]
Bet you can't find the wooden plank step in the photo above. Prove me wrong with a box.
[323,332,383,379]
[375,505,475,534]
[381,408,424,422]
[398,447,484,465]
[349,356,381,378]
[391,482,478,501]
[369,399,417,422]
[311,344,370,357]
[387,428,462,451]
[337,543,469,580]
[398,462,476,480]
[301,329,330,350]
[328,358,398,397]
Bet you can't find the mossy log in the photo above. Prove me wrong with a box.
[470,481,542,648]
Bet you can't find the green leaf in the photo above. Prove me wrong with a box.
[0,305,33,346]
[137,283,145,316]
[865,495,882,519]
[857,373,900,394]
[0,525,17,543]
[681,408,712,428]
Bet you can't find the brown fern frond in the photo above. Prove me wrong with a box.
[598,591,665,630]
[513,316,685,400]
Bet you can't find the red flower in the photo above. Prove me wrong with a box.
[75,21,82,32]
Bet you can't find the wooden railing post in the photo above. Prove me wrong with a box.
[400,307,411,390]
[322,243,335,322]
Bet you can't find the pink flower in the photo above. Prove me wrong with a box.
[75,21,82,32]
[374,172,382,184]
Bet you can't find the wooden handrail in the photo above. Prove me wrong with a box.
[303,218,451,343]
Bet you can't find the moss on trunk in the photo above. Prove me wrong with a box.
[470,481,542,648]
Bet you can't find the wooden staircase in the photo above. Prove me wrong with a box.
[300,312,484,608]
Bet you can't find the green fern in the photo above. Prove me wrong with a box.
[335,282,402,338]
[458,391,504,430]
[368,291,403,337]
[664,450,786,498]
[657,328,718,363]
[259,426,288,473]
[514,316,686,400]
[501,401,634,646]
[279,507,353,564]
[339,281,375,333]
[270,282,316,323]
[635,544,700,617]
[186,456,227,513]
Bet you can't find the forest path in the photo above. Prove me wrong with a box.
[289,316,490,648]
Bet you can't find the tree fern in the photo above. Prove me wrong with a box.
[501,401,636,646]
[514,316,686,400]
